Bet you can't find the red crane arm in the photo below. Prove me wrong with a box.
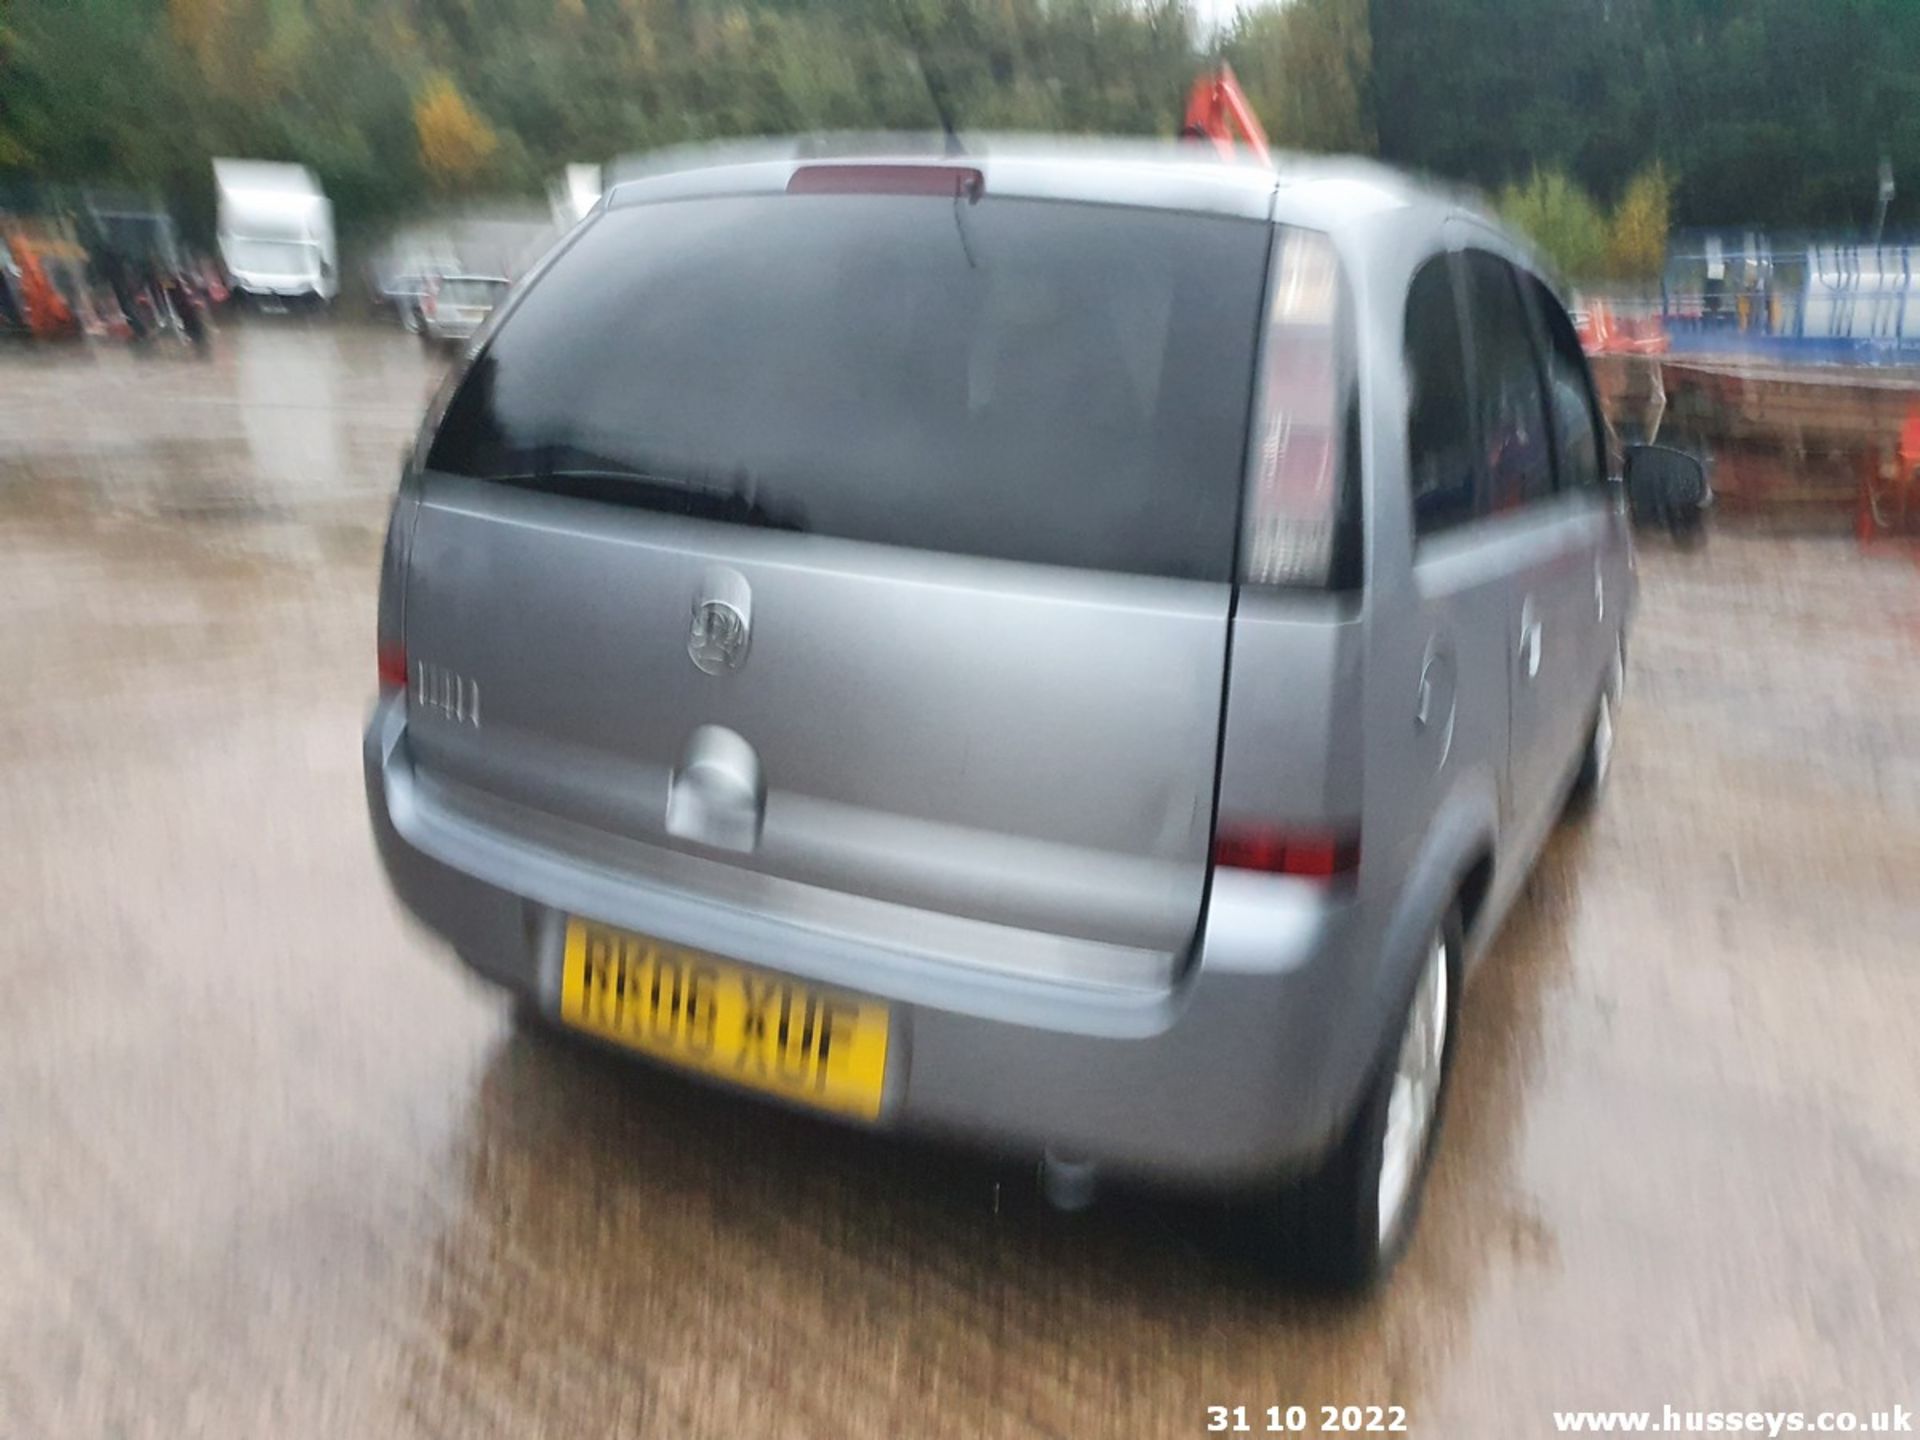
[1180,64,1272,168]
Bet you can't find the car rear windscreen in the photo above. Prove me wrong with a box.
[425,190,1271,580]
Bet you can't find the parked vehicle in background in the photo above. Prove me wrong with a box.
[374,270,432,331]
[549,164,604,229]
[1,232,82,340]
[74,192,181,341]
[367,142,1662,1290]
[415,273,510,347]
[0,247,22,335]
[367,215,555,333]
[367,230,457,330]
[80,194,183,274]
[213,160,336,306]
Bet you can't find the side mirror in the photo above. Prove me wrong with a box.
[1624,444,1711,546]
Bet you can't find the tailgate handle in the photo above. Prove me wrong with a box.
[665,725,765,854]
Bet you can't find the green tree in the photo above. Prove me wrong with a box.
[414,72,499,188]
[1606,162,1671,283]
[1224,0,1373,155]
[0,1,27,167]
[1371,0,1920,234]
[12,0,1920,245]
[1498,169,1607,280]
[1,0,186,185]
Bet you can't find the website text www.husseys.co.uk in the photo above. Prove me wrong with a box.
[1552,1406,1912,1435]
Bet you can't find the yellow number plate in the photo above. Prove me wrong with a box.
[559,919,890,1120]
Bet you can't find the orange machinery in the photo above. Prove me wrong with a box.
[1180,65,1271,168]
[3,231,79,339]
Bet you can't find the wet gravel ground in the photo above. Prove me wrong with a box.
[4,322,1919,1439]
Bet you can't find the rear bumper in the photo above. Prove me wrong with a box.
[230,275,329,299]
[365,694,1369,1185]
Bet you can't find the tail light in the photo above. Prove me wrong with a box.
[376,463,422,693]
[1241,227,1352,588]
[377,641,408,691]
[1212,825,1360,881]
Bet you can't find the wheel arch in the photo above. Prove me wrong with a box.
[1310,772,1498,1146]
[1366,774,1498,1054]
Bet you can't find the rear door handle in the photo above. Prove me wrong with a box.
[1416,636,1450,728]
[1415,638,1457,769]
[1518,597,1543,680]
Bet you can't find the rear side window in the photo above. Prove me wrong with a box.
[426,191,1272,581]
[1462,250,1554,514]
[1528,277,1605,491]
[1404,254,1478,537]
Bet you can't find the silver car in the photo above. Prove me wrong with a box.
[416,272,510,346]
[367,145,1635,1287]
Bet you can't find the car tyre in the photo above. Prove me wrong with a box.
[400,304,422,335]
[1253,908,1461,1292]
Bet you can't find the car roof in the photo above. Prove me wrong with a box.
[602,135,1485,236]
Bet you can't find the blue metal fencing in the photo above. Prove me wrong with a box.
[1664,230,1920,364]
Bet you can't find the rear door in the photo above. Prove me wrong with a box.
[1524,273,1625,699]
[1458,247,1600,836]
[1398,248,1516,828]
[400,180,1274,977]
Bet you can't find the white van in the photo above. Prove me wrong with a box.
[213,160,337,304]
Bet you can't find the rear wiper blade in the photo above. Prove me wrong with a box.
[494,465,669,487]
[491,464,743,502]
[486,466,805,530]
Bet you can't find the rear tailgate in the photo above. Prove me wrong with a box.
[405,482,1232,965]
[398,178,1273,982]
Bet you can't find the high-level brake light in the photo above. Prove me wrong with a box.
[786,164,985,199]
